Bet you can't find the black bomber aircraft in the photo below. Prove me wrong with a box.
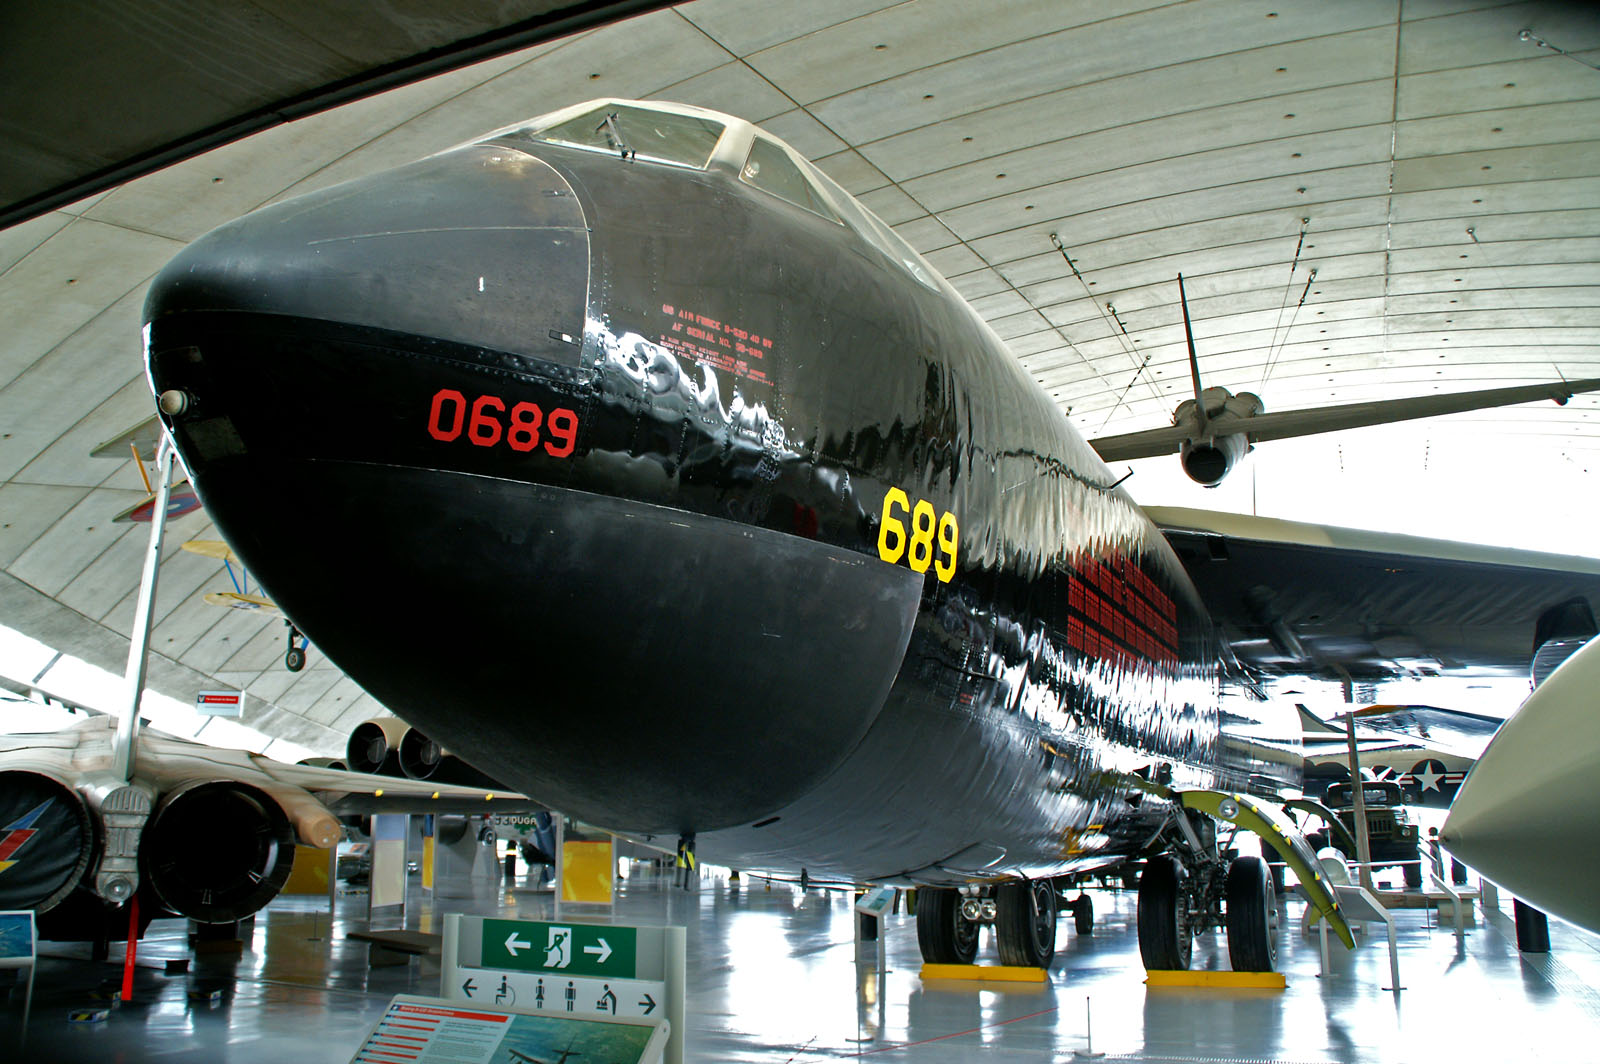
[132,99,1600,972]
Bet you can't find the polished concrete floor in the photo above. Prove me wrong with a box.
[5,863,1600,1062]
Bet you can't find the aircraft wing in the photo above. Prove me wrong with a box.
[0,716,541,923]
[1306,704,1503,762]
[1090,379,1600,461]
[1147,506,1600,682]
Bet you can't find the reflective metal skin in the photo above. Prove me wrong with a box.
[145,100,1297,885]
[1442,636,1600,933]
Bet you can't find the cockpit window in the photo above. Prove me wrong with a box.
[855,207,939,291]
[741,137,840,222]
[531,104,725,169]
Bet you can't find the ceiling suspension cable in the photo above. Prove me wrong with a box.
[1051,232,1159,427]
[1262,267,1317,387]
[1261,217,1310,386]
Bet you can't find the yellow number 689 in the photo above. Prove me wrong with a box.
[878,488,958,583]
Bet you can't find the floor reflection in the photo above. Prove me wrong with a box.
[3,861,1599,1062]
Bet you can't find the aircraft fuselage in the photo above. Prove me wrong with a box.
[145,100,1296,884]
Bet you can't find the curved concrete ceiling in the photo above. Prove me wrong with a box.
[1,0,1596,749]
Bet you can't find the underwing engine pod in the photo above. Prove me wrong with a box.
[140,780,296,923]
[346,718,409,776]
[398,727,503,789]
[0,770,97,914]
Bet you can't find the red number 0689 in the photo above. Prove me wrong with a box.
[427,389,579,458]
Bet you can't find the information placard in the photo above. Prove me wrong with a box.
[351,996,667,1064]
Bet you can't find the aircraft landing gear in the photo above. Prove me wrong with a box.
[995,879,1057,967]
[1137,854,1194,970]
[1224,855,1278,972]
[915,886,981,964]
[284,623,307,671]
[1072,892,1094,935]
[1138,844,1283,971]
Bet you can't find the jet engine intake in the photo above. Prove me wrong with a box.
[0,770,97,914]
[398,727,504,789]
[398,726,444,780]
[140,780,296,923]
[346,717,408,776]
[1180,433,1249,487]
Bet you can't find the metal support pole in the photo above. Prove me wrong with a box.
[1343,712,1375,892]
[1073,996,1106,1059]
[112,437,176,782]
[1383,917,1402,992]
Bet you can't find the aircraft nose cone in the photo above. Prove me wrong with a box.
[145,142,589,369]
[1441,636,1600,933]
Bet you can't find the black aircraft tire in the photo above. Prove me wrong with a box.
[1137,855,1192,971]
[1403,861,1423,890]
[916,887,978,965]
[285,646,306,672]
[1073,893,1094,936]
[996,879,1057,968]
[1225,855,1279,972]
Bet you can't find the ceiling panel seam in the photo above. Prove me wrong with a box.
[800,21,1401,142]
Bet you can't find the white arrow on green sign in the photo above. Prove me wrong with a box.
[480,919,638,979]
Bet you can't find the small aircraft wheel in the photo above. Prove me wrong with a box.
[285,646,306,672]
[1225,855,1279,972]
[1137,854,1192,970]
[916,887,979,965]
[1403,860,1423,890]
[1073,892,1094,935]
[996,879,1057,967]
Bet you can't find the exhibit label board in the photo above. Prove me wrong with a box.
[350,995,667,1064]
[0,911,34,963]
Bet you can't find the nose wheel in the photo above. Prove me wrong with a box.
[285,623,308,671]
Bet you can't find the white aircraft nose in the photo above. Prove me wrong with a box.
[1440,636,1600,933]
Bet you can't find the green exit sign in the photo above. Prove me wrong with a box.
[480,919,638,979]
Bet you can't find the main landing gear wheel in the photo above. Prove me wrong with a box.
[996,879,1057,968]
[1403,861,1423,890]
[1073,893,1094,935]
[1224,855,1279,972]
[916,887,979,964]
[1137,854,1192,970]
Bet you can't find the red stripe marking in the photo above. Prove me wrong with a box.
[0,829,37,862]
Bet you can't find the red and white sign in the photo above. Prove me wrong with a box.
[195,690,244,717]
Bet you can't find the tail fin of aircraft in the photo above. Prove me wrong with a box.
[1177,273,1208,438]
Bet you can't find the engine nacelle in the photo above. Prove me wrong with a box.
[398,726,445,780]
[140,780,296,923]
[0,770,97,914]
[399,727,503,789]
[346,717,408,776]
[1180,433,1250,487]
